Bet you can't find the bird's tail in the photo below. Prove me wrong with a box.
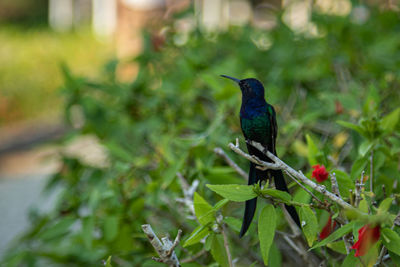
[272,169,301,227]
[239,163,258,238]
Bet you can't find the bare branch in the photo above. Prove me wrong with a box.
[229,140,355,211]
[330,172,341,198]
[141,224,182,267]
[370,150,374,193]
[285,170,324,205]
[355,171,365,208]
[176,172,198,217]
[214,147,247,180]
[221,222,233,267]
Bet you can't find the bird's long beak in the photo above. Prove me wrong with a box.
[220,75,240,83]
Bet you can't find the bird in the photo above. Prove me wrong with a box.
[221,75,301,237]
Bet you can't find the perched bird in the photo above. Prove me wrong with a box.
[221,75,301,237]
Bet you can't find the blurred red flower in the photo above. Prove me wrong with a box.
[351,224,380,257]
[319,215,337,240]
[311,164,329,182]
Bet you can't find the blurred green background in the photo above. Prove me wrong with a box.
[1,0,400,266]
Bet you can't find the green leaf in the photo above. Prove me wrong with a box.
[206,184,257,202]
[194,192,214,225]
[382,228,400,256]
[261,188,292,201]
[340,251,359,267]
[359,141,374,157]
[311,221,355,250]
[104,216,119,242]
[350,157,368,180]
[327,240,347,254]
[333,170,355,197]
[268,242,282,267]
[378,198,393,213]
[337,120,365,135]
[82,217,94,248]
[306,134,318,166]
[213,199,230,211]
[381,107,400,134]
[183,224,210,247]
[299,206,318,247]
[210,234,229,267]
[105,256,113,267]
[38,216,76,240]
[258,204,277,265]
[359,199,369,213]
[224,217,242,233]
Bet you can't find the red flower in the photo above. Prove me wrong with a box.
[351,224,381,257]
[319,216,337,240]
[311,164,329,182]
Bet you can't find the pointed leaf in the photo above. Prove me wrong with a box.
[381,108,400,134]
[210,234,229,267]
[311,221,355,250]
[105,256,113,267]
[259,204,277,265]
[382,228,400,256]
[306,134,318,166]
[224,217,242,233]
[206,184,257,202]
[194,192,214,225]
[378,198,393,213]
[337,120,365,135]
[340,251,359,267]
[261,188,292,201]
[183,224,210,247]
[299,206,318,247]
[327,240,347,254]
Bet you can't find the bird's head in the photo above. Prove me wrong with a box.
[220,75,265,99]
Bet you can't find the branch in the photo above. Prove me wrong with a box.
[214,147,247,180]
[355,171,365,208]
[221,221,233,267]
[285,170,324,205]
[141,224,182,267]
[176,172,198,218]
[228,140,354,211]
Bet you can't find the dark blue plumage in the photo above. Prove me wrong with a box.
[221,75,301,237]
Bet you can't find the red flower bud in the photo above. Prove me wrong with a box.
[319,215,337,240]
[311,164,329,183]
[351,224,380,257]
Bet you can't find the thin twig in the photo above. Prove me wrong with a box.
[229,140,355,211]
[141,224,182,267]
[180,250,207,264]
[355,171,365,208]
[176,172,198,217]
[330,172,341,198]
[214,147,247,180]
[285,170,324,205]
[221,222,233,267]
[280,203,302,237]
[370,150,374,193]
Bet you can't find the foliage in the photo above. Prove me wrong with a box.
[0,25,112,124]
[3,4,400,267]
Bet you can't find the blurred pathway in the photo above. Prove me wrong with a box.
[0,122,106,258]
[0,174,55,257]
